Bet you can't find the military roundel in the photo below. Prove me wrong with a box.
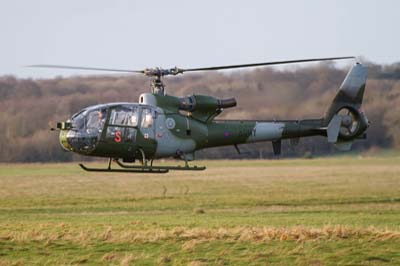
[165,118,176,129]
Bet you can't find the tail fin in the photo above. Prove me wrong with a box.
[325,63,368,123]
[324,63,369,150]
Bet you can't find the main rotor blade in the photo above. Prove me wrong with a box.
[180,56,355,73]
[27,64,144,74]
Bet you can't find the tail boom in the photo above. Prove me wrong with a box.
[205,119,325,148]
[202,63,369,153]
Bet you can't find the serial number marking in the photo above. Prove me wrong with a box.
[238,127,254,138]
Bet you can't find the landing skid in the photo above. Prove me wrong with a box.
[115,159,206,171]
[78,157,206,174]
[79,163,169,173]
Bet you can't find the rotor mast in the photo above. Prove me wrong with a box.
[142,67,182,95]
[150,76,165,95]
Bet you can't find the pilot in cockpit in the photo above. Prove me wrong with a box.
[98,109,107,131]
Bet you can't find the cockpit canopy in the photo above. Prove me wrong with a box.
[69,104,147,132]
[71,108,107,133]
[63,103,154,154]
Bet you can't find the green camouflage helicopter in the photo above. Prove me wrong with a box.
[30,57,369,173]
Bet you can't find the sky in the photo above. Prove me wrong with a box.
[0,0,399,78]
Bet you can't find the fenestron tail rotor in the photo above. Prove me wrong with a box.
[337,108,359,137]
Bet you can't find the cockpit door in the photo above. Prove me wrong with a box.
[102,106,139,159]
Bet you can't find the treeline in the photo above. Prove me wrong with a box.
[0,61,399,162]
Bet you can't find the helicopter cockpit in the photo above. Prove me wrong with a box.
[62,106,108,153]
[72,108,107,133]
[60,103,149,154]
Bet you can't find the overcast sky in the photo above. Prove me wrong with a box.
[1,0,399,78]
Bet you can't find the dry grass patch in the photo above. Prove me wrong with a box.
[188,261,207,266]
[101,252,118,262]
[1,225,399,245]
[120,253,135,266]
[157,255,172,265]
[182,239,206,251]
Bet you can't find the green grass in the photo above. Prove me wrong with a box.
[0,153,400,265]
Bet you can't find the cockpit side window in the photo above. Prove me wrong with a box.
[141,108,153,128]
[126,108,139,127]
[109,107,138,127]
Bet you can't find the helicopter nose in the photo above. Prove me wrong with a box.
[59,130,73,151]
[59,130,98,153]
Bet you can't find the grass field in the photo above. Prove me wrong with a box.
[0,154,399,265]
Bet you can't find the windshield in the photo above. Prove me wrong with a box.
[71,111,85,130]
[65,107,108,153]
[71,108,107,134]
[86,109,107,132]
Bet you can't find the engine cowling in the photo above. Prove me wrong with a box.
[179,95,237,121]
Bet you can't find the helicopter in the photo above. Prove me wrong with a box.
[29,56,369,173]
